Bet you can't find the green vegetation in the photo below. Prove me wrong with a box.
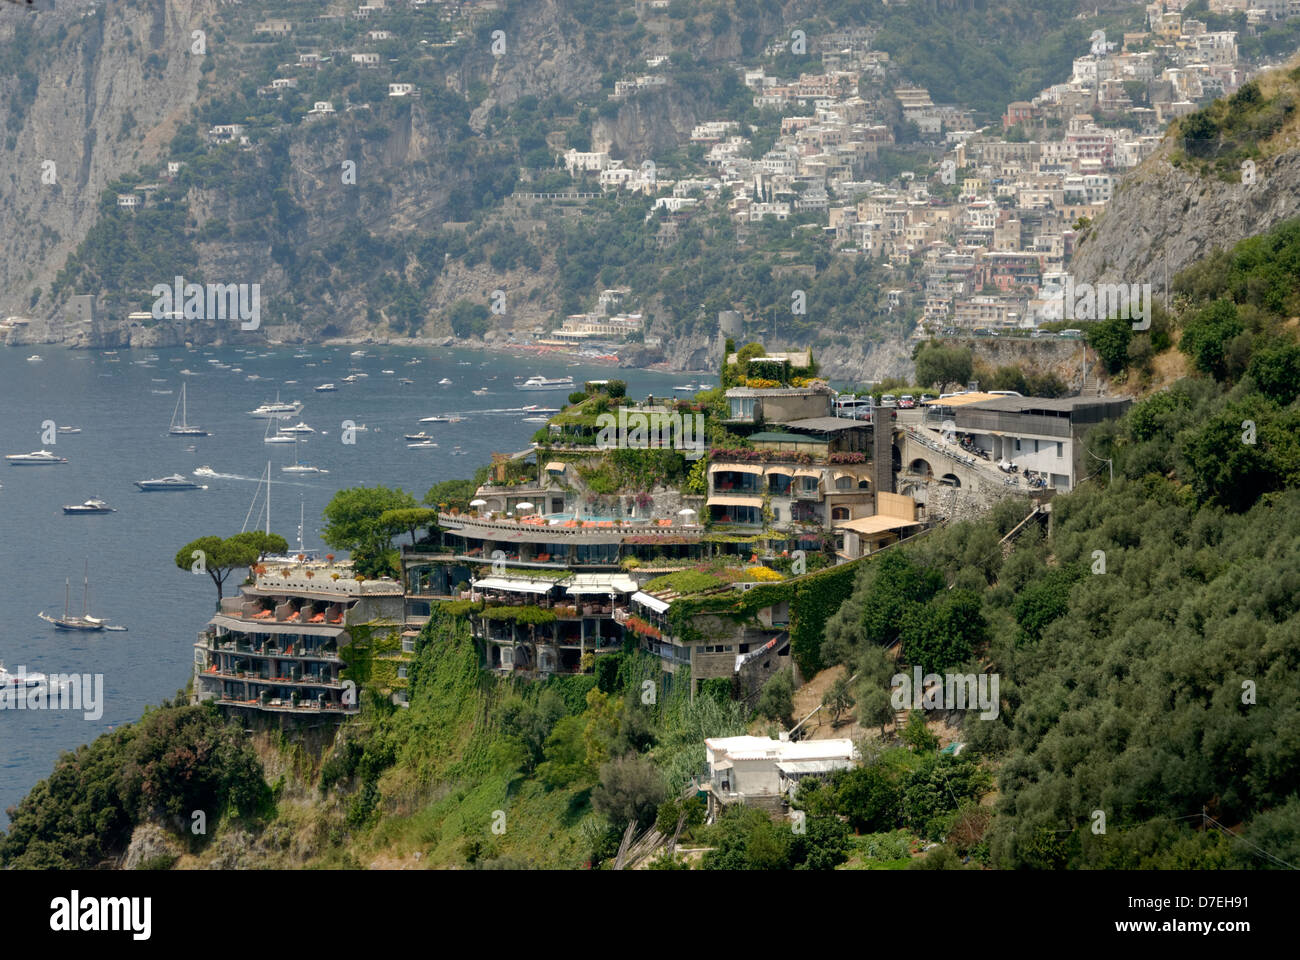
[173,531,289,601]
[0,700,271,869]
[1174,69,1300,180]
[321,485,420,578]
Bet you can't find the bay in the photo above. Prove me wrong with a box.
[0,344,695,822]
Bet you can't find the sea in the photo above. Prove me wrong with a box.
[0,343,696,823]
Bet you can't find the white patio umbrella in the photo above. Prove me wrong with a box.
[469,499,487,507]
[516,502,534,513]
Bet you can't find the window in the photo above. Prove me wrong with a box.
[1056,441,1063,458]
[836,476,852,490]
[831,506,850,520]
[729,397,756,420]
[772,506,781,521]
[397,666,408,679]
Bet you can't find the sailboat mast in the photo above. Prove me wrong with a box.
[265,461,271,536]
[64,578,71,619]
[83,559,90,617]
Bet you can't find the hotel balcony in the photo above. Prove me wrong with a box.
[437,511,704,546]
[197,629,341,663]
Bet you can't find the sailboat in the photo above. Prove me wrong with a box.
[168,382,209,437]
[243,470,318,561]
[281,434,327,473]
[38,561,110,631]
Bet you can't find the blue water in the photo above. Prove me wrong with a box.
[0,344,690,822]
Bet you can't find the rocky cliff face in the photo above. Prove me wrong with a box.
[0,0,211,324]
[1070,132,1300,290]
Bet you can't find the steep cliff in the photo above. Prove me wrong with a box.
[1071,59,1300,290]
[0,0,211,323]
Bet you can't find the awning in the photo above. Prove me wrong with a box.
[831,470,863,483]
[544,461,566,473]
[794,468,823,479]
[567,574,639,595]
[777,759,853,775]
[631,591,671,614]
[709,463,764,475]
[765,465,794,476]
[471,576,558,594]
[211,615,345,638]
[834,515,925,535]
[707,495,764,508]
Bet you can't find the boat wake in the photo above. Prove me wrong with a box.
[192,470,316,487]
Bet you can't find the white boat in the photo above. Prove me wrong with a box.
[62,498,116,514]
[6,450,68,466]
[381,369,395,375]
[398,378,414,385]
[264,433,298,444]
[0,662,49,690]
[151,389,174,395]
[407,441,438,449]
[350,350,367,357]
[314,383,337,392]
[136,474,204,491]
[247,395,303,418]
[26,355,42,363]
[419,415,451,423]
[279,422,315,434]
[522,416,549,423]
[57,425,82,434]
[404,431,435,441]
[168,382,209,437]
[341,375,359,383]
[438,378,453,385]
[282,462,328,474]
[179,368,197,375]
[193,466,219,478]
[673,384,698,393]
[516,375,575,391]
[472,388,489,396]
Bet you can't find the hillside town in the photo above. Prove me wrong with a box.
[572,1,1274,340]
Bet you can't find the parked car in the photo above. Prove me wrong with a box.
[898,395,916,408]
[879,394,897,408]
[1060,329,1083,339]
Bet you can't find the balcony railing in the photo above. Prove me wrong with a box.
[199,667,345,689]
[439,512,703,539]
